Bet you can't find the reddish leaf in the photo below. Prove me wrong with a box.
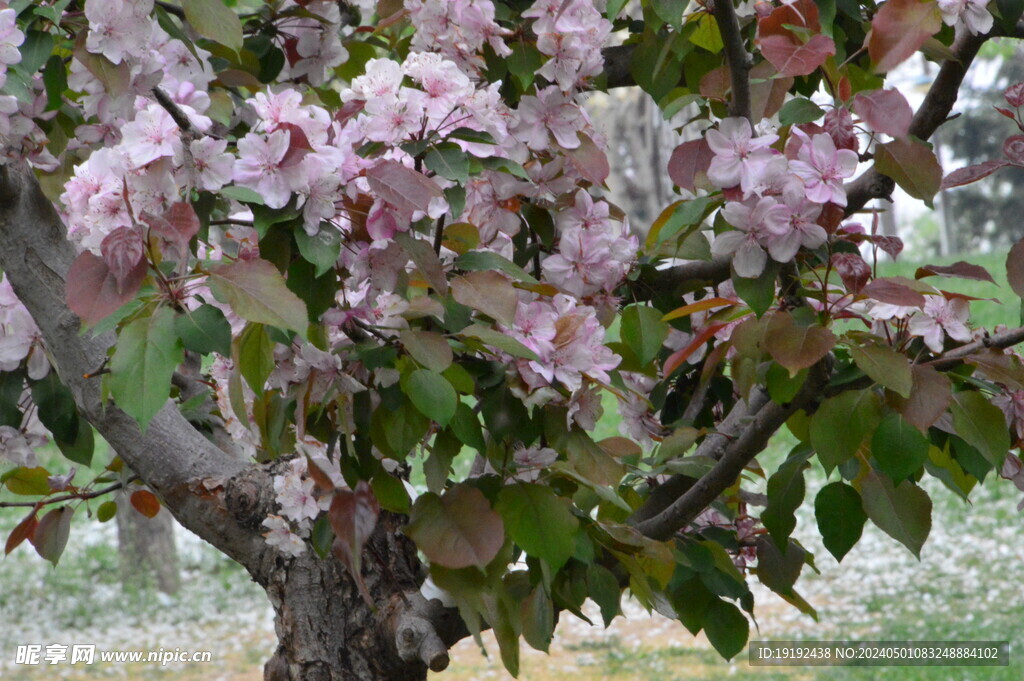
[668,139,714,192]
[914,261,995,283]
[278,122,314,168]
[831,252,871,293]
[365,160,443,219]
[867,0,942,73]
[206,258,310,335]
[1004,135,1024,165]
[756,0,835,77]
[838,76,852,102]
[130,490,161,518]
[328,481,380,562]
[30,506,73,566]
[967,349,1024,391]
[823,107,858,152]
[100,227,145,290]
[761,311,836,373]
[148,202,200,244]
[66,251,148,326]
[996,107,1018,122]
[405,484,504,569]
[853,89,913,138]
[564,132,609,186]
[5,510,38,556]
[749,60,794,120]
[1007,238,1024,299]
[861,277,926,307]
[892,364,951,431]
[1006,82,1024,108]
[941,160,1010,189]
[759,34,836,77]
[874,138,943,205]
[872,235,904,260]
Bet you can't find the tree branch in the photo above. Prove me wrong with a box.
[633,359,831,541]
[712,0,753,121]
[844,30,990,216]
[927,325,1024,369]
[0,477,137,509]
[0,162,262,567]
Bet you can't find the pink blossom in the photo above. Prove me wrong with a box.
[908,295,973,352]
[188,137,234,191]
[84,0,153,64]
[120,105,181,168]
[617,372,665,449]
[706,117,780,192]
[766,196,827,262]
[0,8,24,89]
[0,425,37,468]
[511,445,559,482]
[514,86,586,151]
[938,0,993,35]
[283,0,349,86]
[712,197,790,277]
[274,458,322,523]
[994,391,1024,441]
[262,515,307,557]
[233,130,294,209]
[789,132,859,206]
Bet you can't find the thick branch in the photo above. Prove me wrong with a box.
[844,30,989,216]
[927,325,1024,368]
[634,360,830,540]
[712,0,753,121]
[0,163,262,568]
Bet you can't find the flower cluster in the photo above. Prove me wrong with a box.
[0,7,23,90]
[523,0,612,91]
[708,117,855,277]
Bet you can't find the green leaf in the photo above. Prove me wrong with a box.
[295,224,342,277]
[462,324,539,361]
[371,470,411,514]
[30,372,79,443]
[206,258,309,338]
[381,402,430,458]
[286,258,336,322]
[761,456,807,548]
[425,142,470,184]
[449,402,486,452]
[521,585,555,653]
[497,483,579,571]
[175,304,232,356]
[810,389,882,472]
[41,55,66,111]
[621,304,669,367]
[755,536,805,595]
[96,500,118,523]
[814,481,867,562]
[184,0,244,51]
[860,471,931,558]
[108,307,184,431]
[56,421,94,468]
[703,598,749,660]
[237,324,275,394]
[778,97,825,126]
[400,329,453,372]
[507,42,543,90]
[587,563,622,627]
[455,251,539,284]
[950,390,1010,468]
[871,412,930,482]
[4,467,51,496]
[848,342,913,398]
[19,30,54,75]
[401,369,457,426]
[405,485,505,569]
[732,260,778,318]
[874,138,943,207]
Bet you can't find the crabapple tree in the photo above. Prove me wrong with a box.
[2,0,1024,679]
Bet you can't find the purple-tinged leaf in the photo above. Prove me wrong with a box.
[853,89,913,138]
[66,252,148,326]
[941,160,1010,189]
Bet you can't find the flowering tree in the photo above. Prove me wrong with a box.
[2,0,1024,678]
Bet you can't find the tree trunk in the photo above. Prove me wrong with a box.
[0,163,462,681]
[116,502,181,595]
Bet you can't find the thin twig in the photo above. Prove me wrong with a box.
[0,476,139,509]
[710,0,752,122]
